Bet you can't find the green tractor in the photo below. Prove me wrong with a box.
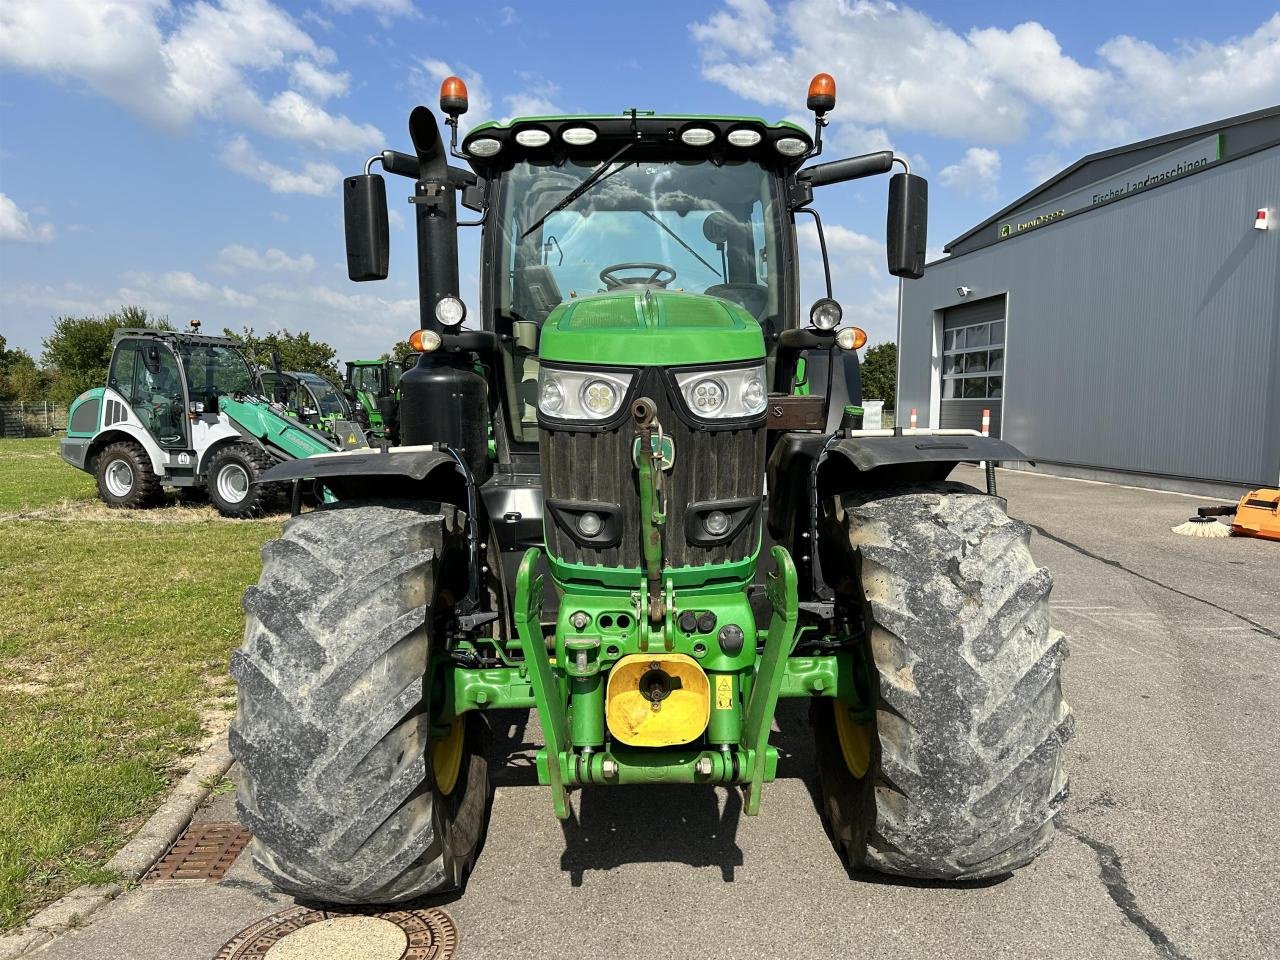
[231,73,1072,903]
[343,354,419,441]
[260,368,365,447]
[60,328,363,517]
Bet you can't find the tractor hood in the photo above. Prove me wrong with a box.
[538,290,765,367]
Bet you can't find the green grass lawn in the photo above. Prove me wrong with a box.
[0,437,280,929]
[0,437,97,511]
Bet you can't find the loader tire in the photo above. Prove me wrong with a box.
[230,501,491,904]
[814,481,1073,880]
[94,440,161,509]
[206,442,286,518]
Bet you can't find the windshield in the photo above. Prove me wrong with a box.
[297,374,348,417]
[351,365,384,396]
[180,343,257,397]
[496,159,783,324]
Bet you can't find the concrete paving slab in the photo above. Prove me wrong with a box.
[27,466,1280,960]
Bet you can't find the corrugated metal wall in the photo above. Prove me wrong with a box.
[899,145,1280,487]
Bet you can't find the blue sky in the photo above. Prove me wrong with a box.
[2,0,1278,362]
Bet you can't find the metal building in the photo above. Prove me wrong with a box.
[898,107,1280,495]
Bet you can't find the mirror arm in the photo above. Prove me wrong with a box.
[794,207,833,299]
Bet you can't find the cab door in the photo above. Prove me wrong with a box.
[112,340,189,449]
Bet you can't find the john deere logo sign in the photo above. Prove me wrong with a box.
[997,133,1222,241]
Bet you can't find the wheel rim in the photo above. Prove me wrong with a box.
[104,459,135,498]
[833,701,872,779]
[216,462,251,504]
[431,717,466,796]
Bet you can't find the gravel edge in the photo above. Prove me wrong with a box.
[0,731,233,960]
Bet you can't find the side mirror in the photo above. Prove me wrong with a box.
[270,349,282,374]
[887,172,928,279]
[344,174,390,281]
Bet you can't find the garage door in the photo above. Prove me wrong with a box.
[940,296,1005,437]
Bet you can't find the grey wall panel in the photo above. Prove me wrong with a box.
[900,146,1280,487]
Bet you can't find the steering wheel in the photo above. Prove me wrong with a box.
[599,262,677,291]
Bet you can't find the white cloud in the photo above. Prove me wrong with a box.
[0,193,55,243]
[691,2,1280,145]
[1025,152,1064,186]
[222,136,341,196]
[0,0,382,152]
[321,0,419,23]
[289,60,349,101]
[121,270,257,309]
[271,211,291,223]
[939,147,1002,199]
[215,244,316,274]
[499,6,519,26]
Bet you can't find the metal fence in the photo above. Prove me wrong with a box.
[0,401,68,438]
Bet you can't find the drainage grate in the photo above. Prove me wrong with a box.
[144,821,252,883]
[214,906,458,960]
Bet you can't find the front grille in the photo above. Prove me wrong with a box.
[540,372,764,569]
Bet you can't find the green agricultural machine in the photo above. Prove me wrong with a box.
[231,73,1072,903]
[260,368,364,446]
[60,328,362,517]
[343,354,419,440]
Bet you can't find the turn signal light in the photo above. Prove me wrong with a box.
[409,329,442,353]
[836,326,867,351]
[807,72,836,113]
[440,76,469,117]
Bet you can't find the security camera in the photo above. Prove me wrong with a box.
[956,286,972,297]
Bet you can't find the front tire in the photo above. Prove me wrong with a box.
[206,442,286,518]
[94,440,160,509]
[230,501,491,903]
[815,482,1073,880]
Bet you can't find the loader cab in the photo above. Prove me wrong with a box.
[108,336,189,449]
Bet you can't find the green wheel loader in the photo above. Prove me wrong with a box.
[60,328,365,518]
[232,73,1072,903]
[260,368,366,447]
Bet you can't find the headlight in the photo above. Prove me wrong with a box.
[674,364,768,420]
[435,296,466,326]
[537,367,633,421]
[810,297,842,330]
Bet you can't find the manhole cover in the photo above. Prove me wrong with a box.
[213,906,458,960]
[146,821,252,883]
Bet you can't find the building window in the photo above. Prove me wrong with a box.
[942,320,1004,399]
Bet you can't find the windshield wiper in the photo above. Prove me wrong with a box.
[520,142,634,240]
[639,210,723,280]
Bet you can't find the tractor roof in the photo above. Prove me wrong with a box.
[111,327,241,349]
[462,112,813,174]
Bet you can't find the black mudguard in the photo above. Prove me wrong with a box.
[258,448,466,504]
[766,431,1031,542]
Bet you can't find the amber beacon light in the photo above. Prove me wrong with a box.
[439,76,469,117]
[807,73,836,114]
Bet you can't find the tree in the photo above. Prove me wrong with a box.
[378,341,419,365]
[0,335,48,400]
[223,327,340,382]
[41,306,170,403]
[860,341,898,410]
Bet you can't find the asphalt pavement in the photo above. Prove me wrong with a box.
[27,466,1280,960]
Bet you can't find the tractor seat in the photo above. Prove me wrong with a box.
[518,265,564,325]
[704,283,769,319]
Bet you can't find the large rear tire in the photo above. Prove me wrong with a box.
[230,501,491,903]
[814,481,1073,880]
